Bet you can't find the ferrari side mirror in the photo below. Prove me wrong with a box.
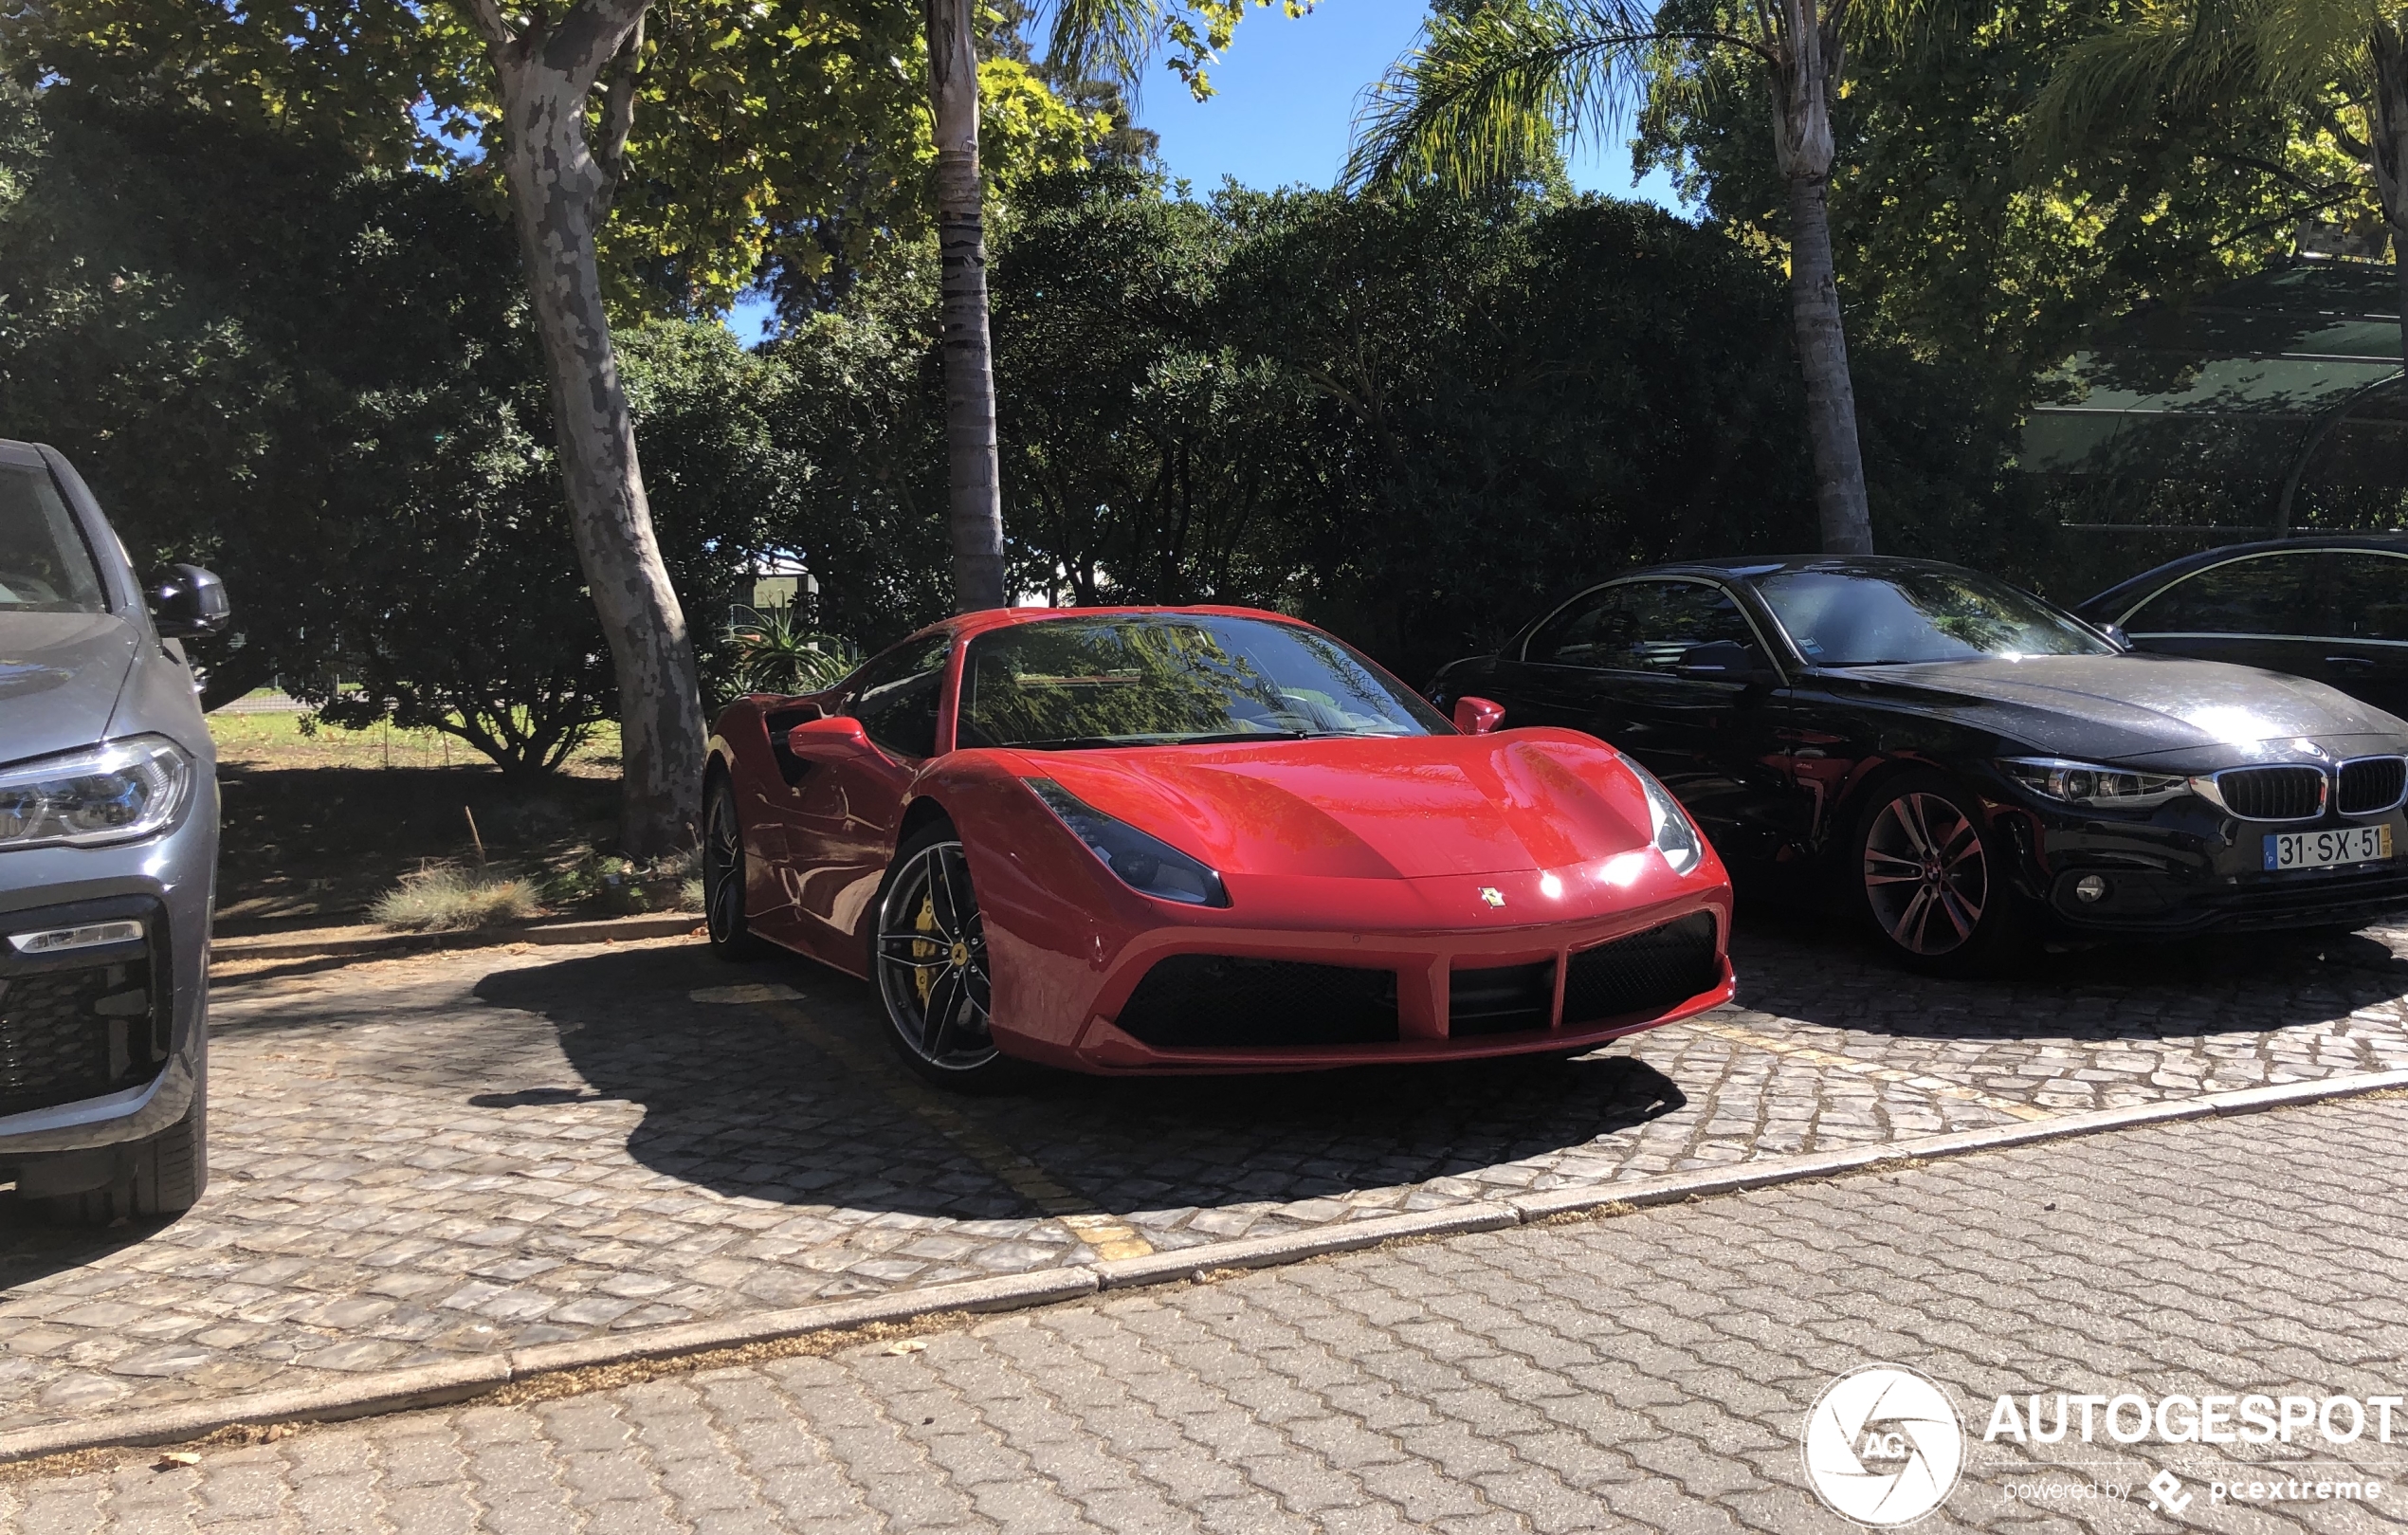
[1454,696,1506,736]
[788,715,871,759]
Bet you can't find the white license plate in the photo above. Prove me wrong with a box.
[2264,825,2394,871]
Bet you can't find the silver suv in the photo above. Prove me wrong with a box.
[0,438,227,1222]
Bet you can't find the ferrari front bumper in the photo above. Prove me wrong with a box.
[994,863,1733,1074]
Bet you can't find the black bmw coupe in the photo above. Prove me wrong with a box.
[1431,557,2408,971]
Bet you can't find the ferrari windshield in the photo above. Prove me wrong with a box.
[1752,567,2113,667]
[957,614,1448,750]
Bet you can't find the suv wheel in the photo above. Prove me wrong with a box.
[29,1083,208,1225]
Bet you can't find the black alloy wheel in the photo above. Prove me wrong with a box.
[874,823,1014,1087]
[1851,771,2023,974]
[702,775,772,960]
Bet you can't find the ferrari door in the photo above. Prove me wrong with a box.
[775,636,951,961]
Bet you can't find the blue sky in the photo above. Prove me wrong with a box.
[729,2,1685,340]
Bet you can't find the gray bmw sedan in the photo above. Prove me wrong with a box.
[0,438,227,1222]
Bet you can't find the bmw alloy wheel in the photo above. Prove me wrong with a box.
[875,837,998,1072]
[1860,790,1989,958]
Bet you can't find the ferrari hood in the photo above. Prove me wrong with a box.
[1020,731,1651,879]
[1832,652,2407,762]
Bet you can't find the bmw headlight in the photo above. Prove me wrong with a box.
[1025,778,1231,907]
[1629,761,1704,876]
[0,737,193,850]
[2000,757,2185,809]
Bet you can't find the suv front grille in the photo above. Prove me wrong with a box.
[1113,955,1399,1048]
[1562,912,1721,1027]
[0,959,159,1117]
[2339,757,2408,816]
[2215,765,2326,821]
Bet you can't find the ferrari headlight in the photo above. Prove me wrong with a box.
[0,737,193,850]
[1629,762,1704,876]
[2000,757,2186,809]
[1025,778,1231,907]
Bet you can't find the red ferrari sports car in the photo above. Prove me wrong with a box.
[702,607,1734,1086]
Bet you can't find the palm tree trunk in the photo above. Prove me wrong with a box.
[1786,172,1874,556]
[484,2,706,858]
[926,0,1009,612]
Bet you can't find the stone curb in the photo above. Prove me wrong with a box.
[208,913,700,966]
[8,1064,2405,1466]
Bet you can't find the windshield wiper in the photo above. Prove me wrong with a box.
[1005,729,1335,750]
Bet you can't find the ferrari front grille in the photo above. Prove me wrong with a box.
[1448,960,1556,1037]
[2213,765,2326,821]
[2339,757,2408,816]
[0,959,160,1117]
[1112,955,1400,1048]
[1561,912,1721,1027]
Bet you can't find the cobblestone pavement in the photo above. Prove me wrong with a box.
[5,912,2408,1439]
[10,1090,2407,1532]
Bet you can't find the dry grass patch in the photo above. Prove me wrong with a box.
[370,866,540,931]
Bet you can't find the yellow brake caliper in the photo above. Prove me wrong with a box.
[912,892,939,1007]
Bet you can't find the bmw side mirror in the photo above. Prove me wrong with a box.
[2102,622,2133,652]
[1453,697,1506,736]
[1676,640,1779,686]
[148,564,230,639]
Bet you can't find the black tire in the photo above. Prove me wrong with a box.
[702,773,775,961]
[31,1083,208,1225]
[870,820,1029,1091]
[1848,770,2029,976]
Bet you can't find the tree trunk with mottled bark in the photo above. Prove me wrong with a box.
[1768,0,1875,556]
[2371,29,2408,374]
[464,0,705,857]
[926,0,1009,612]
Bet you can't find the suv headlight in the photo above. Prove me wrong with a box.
[1025,778,1231,906]
[1628,760,1704,875]
[2000,757,2186,809]
[0,737,193,850]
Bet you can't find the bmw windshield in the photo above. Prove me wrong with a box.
[958,614,1448,750]
[1752,567,2114,667]
[0,461,106,612]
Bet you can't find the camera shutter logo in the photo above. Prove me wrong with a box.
[1802,1364,1965,1525]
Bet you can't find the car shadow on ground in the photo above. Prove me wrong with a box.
[472,945,1689,1224]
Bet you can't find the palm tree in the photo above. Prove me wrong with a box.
[1346,0,1880,555]
[2029,0,2408,369]
[926,0,1280,610]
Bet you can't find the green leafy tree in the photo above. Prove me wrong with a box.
[921,0,1315,612]
[2024,0,2404,355]
[1347,0,1898,555]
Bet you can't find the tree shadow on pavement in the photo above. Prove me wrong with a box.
[472,945,1688,1224]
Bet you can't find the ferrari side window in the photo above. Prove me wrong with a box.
[847,638,952,759]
